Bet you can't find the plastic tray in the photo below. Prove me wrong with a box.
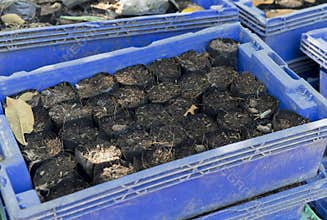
[0,0,238,76]
[231,0,327,62]
[196,163,327,220]
[1,23,327,220]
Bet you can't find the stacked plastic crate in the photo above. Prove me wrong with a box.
[301,28,327,219]
[230,0,327,88]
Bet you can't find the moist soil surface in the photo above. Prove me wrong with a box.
[6,37,309,202]
[0,0,195,31]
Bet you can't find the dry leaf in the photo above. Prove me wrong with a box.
[184,105,198,116]
[5,97,34,145]
[182,5,204,13]
[19,91,39,102]
[253,0,274,6]
[266,9,296,18]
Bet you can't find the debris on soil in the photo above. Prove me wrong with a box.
[5,37,311,202]
[111,86,147,109]
[147,82,181,104]
[23,132,63,164]
[93,163,135,185]
[166,97,194,120]
[114,65,154,88]
[273,110,309,131]
[75,143,122,178]
[179,72,210,99]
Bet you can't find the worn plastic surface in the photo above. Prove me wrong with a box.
[197,164,327,220]
[1,23,327,220]
[0,0,238,76]
[231,0,327,61]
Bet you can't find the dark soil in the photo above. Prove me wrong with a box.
[273,110,310,131]
[203,130,244,150]
[136,104,172,129]
[40,83,78,109]
[111,86,147,109]
[206,66,239,91]
[84,93,122,125]
[59,123,100,152]
[148,57,182,82]
[114,65,154,88]
[165,97,195,120]
[7,38,311,202]
[179,72,210,100]
[147,82,181,104]
[180,113,219,142]
[208,39,238,69]
[176,51,211,75]
[48,101,93,128]
[202,88,240,117]
[231,72,266,98]
[24,132,63,164]
[76,73,116,99]
[32,106,54,133]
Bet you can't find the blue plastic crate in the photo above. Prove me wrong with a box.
[0,0,238,77]
[1,23,327,220]
[231,0,327,62]
[196,163,327,220]
[301,28,327,98]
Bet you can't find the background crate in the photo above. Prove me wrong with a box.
[0,0,238,76]
[196,163,327,220]
[301,28,327,98]
[1,23,327,220]
[231,0,327,62]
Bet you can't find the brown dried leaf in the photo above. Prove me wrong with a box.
[184,104,198,117]
[19,91,39,102]
[5,97,34,145]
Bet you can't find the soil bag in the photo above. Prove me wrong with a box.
[109,0,171,16]
[0,0,39,21]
